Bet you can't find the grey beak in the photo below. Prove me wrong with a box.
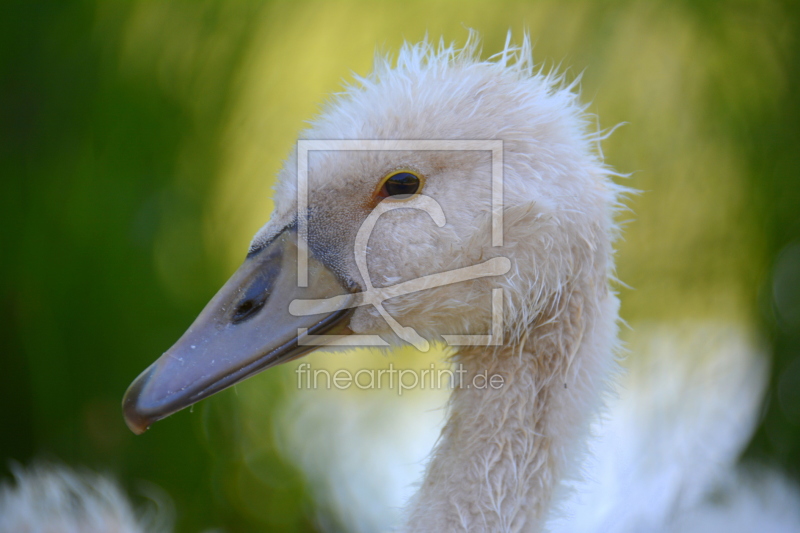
[122,226,355,434]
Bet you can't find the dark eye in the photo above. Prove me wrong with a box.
[378,171,422,200]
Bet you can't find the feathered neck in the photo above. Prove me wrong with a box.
[404,279,619,532]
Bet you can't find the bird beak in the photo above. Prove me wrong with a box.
[122,225,355,434]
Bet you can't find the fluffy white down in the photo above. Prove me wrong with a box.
[549,322,800,533]
[0,464,168,533]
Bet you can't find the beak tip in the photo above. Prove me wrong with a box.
[122,366,156,435]
[123,413,150,435]
[122,400,151,435]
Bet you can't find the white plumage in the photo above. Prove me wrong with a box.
[0,463,169,533]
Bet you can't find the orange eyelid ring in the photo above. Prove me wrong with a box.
[374,169,425,202]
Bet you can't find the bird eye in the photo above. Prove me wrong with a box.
[377,171,423,200]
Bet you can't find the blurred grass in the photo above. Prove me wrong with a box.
[1,1,799,532]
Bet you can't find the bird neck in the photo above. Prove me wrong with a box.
[404,289,618,533]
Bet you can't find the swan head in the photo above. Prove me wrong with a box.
[123,35,620,434]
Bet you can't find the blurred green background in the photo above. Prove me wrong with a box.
[1,1,799,531]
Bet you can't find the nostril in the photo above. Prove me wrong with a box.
[230,247,283,325]
[232,298,266,324]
